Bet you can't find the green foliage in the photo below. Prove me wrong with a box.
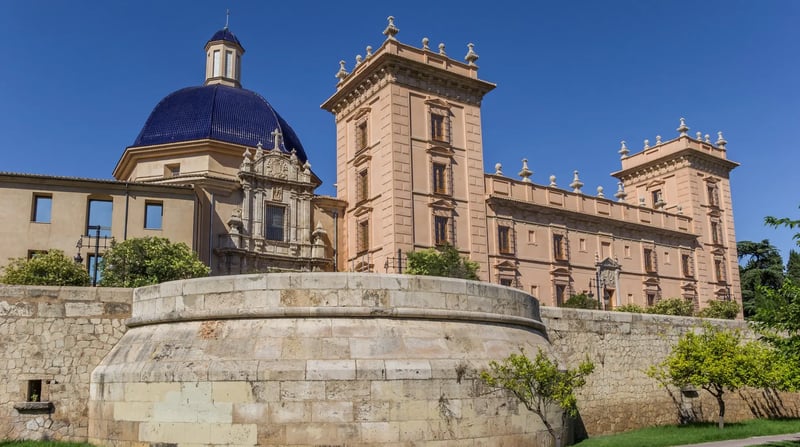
[0,250,90,286]
[647,297,695,316]
[481,348,594,445]
[648,323,784,429]
[615,303,646,313]
[765,207,800,246]
[405,243,479,280]
[697,300,740,320]
[750,280,800,389]
[98,237,209,287]
[562,293,599,309]
[737,239,785,318]
[786,250,800,285]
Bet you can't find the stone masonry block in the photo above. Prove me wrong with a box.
[138,422,211,444]
[112,402,153,422]
[232,274,267,291]
[269,401,308,423]
[232,402,267,425]
[258,360,306,381]
[182,276,235,295]
[124,383,180,402]
[356,359,386,380]
[65,302,105,317]
[207,422,257,445]
[290,272,348,289]
[279,381,325,401]
[37,302,65,318]
[306,360,356,381]
[212,381,254,403]
[385,360,432,380]
[360,421,401,443]
[311,401,354,423]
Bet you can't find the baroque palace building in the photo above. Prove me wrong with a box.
[0,19,741,311]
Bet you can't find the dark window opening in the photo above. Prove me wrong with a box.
[27,380,42,402]
[264,205,285,241]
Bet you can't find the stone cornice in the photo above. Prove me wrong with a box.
[613,148,739,182]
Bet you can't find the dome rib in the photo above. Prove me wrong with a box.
[131,84,308,163]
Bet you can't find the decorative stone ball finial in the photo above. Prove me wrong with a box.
[570,170,583,194]
[618,140,629,159]
[696,131,702,140]
[438,43,446,56]
[355,54,363,66]
[383,16,399,40]
[644,139,650,150]
[335,60,348,83]
[705,134,711,143]
[655,135,662,145]
[422,37,430,51]
[302,160,311,174]
[518,158,533,182]
[716,131,727,149]
[365,46,373,58]
[549,175,557,187]
[494,163,503,176]
[677,117,689,136]
[597,186,605,198]
[614,182,627,202]
[465,43,479,66]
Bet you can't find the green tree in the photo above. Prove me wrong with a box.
[562,293,598,309]
[697,300,740,320]
[786,250,800,285]
[98,237,209,287]
[765,208,800,246]
[405,243,479,280]
[737,240,784,318]
[0,250,90,286]
[750,281,800,389]
[648,324,781,429]
[481,348,594,447]
[615,303,646,313]
[647,297,695,316]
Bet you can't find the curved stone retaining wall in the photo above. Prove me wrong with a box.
[88,273,555,446]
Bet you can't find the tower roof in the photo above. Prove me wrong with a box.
[207,28,243,50]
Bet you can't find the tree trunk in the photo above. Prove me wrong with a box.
[716,392,726,429]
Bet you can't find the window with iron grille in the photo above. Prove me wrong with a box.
[357,219,370,255]
[356,120,368,151]
[264,205,285,241]
[498,225,513,254]
[432,163,448,195]
[714,258,726,283]
[553,234,566,261]
[643,248,657,273]
[356,169,369,204]
[435,216,449,246]
[682,254,694,278]
[707,183,720,207]
[431,113,447,142]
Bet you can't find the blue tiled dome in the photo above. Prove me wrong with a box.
[131,84,308,163]
[208,28,243,50]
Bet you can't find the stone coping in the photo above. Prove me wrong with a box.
[129,272,542,331]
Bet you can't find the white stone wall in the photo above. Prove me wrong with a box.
[0,285,130,441]
[89,273,555,446]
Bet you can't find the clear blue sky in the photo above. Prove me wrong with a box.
[3,1,798,262]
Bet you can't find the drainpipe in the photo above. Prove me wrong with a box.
[333,210,338,272]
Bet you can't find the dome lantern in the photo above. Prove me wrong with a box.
[204,25,245,88]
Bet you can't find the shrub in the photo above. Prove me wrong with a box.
[697,300,739,320]
[616,303,646,313]
[99,237,209,287]
[647,297,695,316]
[562,293,599,309]
[0,250,90,286]
[406,243,479,280]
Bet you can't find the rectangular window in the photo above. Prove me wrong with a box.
[145,202,163,230]
[579,238,587,252]
[711,221,720,244]
[647,292,656,307]
[715,259,726,283]
[212,50,221,77]
[432,163,448,195]
[87,199,113,237]
[434,216,449,245]
[601,241,611,259]
[32,194,52,223]
[27,379,42,402]
[643,248,656,273]
[225,50,234,78]
[264,205,285,241]
[553,234,566,261]
[651,189,663,207]
[624,245,631,258]
[555,284,566,307]
[356,169,369,204]
[165,163,180,178]
[356,120,368,150]
[498,226,512,254]
[357,219,369,254]
[708,184,720,207]
[27,250,47,259]
[682,254,694,277]
[500,278,513,287]
[528,230,536,244]
[431,113,446,142]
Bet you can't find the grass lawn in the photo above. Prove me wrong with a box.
[573,419,800,447]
